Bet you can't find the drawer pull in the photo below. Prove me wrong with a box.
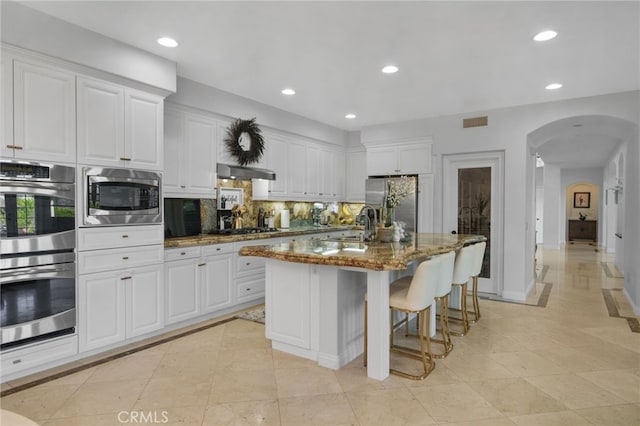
[180,252,186,255]
[197,263,206,267]
[121,276,132,280]
[122,256,129,260]
[180,185,186,188]
[122,235,129,238]
[216,248,221,251]
[120,157,131,161]
[245,288,251,292]
[12,359,22,364]
[6,145,23,150]
[245,262,251,266]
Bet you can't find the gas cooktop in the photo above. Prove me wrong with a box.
[207,227,279,235]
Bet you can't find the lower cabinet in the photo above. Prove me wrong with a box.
[201,246,234,314]
[79,264,163,353]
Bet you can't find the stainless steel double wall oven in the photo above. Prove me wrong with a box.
[0,160,77,349]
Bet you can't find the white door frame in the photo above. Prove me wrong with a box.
[442,151,504,296]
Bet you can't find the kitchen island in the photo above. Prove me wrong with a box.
[239,233,485,380]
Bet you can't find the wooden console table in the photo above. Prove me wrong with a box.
[568,219,597,242]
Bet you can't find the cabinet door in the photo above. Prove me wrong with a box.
[185,113,217,195]
[1,55,13,159]
[316,148,332,199]
[367,147,397,176]
[346,150,366,202]
[306,144,321,198]
[79,271,126,352]
[332,149,346,200]
[77,77,125,167]
[397,144,432,174]
[126,265,164,338]
[267,135,288,196]
[13,60,75,163]
[216,120,234,165]
[164,259,200,324]
[201,253,233,314]
[125,89,163,170]
[163,108,184,193]
[288,140,307,198]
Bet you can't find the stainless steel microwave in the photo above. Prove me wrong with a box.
[83,167,161,226]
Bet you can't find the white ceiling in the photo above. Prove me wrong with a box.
[15,1,640,168]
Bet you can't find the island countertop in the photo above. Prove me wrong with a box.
[239,233,485,271]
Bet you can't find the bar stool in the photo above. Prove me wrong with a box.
[430,251,456,358]
[468,242,487,324]
[364,256,441,380]
[448,244,475,337]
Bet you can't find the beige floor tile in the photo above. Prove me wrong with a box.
[152,350,219,378]
[215,347,274,371]
[278,393,357,426]
[442,417,516,426]
[468,377,568,417]
[489,351,566,377]
[578,369,640,403]
[575,403,640,426]
[334,362,407,392]
[134,375,212,410]
[531,345,612,373]
[439,352,516,382]
[51,379,148,418]
[42,412,128,425]
[347,387,437,425]
[161,405,207,426]
[510,409,592,425]
[39,367,96,388]
[0,383,78,421]
[165,326,225,353]
[275,366,342,398]
[524,373,624,409]
[272,349,319,369]
[202,400,280,425]
[402,363,463,388]
[410,382,503,423]
[86,352,164,383]
[209,369,277,404]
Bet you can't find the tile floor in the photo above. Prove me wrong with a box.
[1,243,639,425]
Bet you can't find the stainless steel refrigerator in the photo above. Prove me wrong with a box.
[365,176,418,233]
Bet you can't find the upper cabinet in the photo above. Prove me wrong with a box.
[5,58,76,164]
[163,105,217,197]
[346,149,366,202]
[367,141,432,176]
[78,76,163,170]
[1,55,13,158]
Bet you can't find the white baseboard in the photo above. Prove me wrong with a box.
[500,290,527,302]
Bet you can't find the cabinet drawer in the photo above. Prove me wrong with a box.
[237,277,265,300]
[79,225,163,251]
[202,243,235,256]
[79,245,163,274]
[165,246,201,262]
[237,256,266,275]
[1,335,78,376]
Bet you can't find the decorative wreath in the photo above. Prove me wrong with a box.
[224,117,265,166]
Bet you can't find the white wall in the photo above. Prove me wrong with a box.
[361,91,639,302]
[542,165,562,249]
[1,1,176,92]
[560,169,603,242]
[168,77,348,147]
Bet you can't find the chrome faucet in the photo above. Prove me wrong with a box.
[358,205,379,242]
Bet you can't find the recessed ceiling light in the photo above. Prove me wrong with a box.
[381,65,399,74]
[157,37,178,48]
[545,83,563,90]
[345,113,356,119]
[281,88,296,96]
[533,30,557,42]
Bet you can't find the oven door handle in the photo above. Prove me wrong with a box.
[0,264,75,284]
[0,181,75,198]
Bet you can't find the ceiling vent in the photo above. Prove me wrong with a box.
[463,116,488,128]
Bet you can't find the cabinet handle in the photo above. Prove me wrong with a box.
[319,193,324,196]
[180,252,186,255]
[180,185,186,189]
[12,359,22,364]
[122,235,129,238]
[120,157,131,161]
[197,263,206,267]
[121,276,132,280]
[216,248,221,251]
[122,256,129,260]
[6,145,23,150]
[245,262,251,266]
[245,288,251,292]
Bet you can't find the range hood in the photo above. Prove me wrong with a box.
[216,163,276,181]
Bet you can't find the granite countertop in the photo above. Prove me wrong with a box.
[238,233,486,271]
[164,225,361,248]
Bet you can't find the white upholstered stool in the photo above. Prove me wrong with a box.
[448,244,475,337]
[430,251,456,358]
[468,241,487,324]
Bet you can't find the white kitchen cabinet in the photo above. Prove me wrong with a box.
[164,256,201,324]
[79,264,163,352]
[201,245,234,314]
[346,149,366,202]
[1,55,13,157]
[331,149,346,200]
[367,142,432,176]
[1,335,78,379]
[163,106,217,197]
[306,144,321,198]
[10,59,76,163]
[287,140,307,198]
[266,135,288,197]
[77,77,163,170]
